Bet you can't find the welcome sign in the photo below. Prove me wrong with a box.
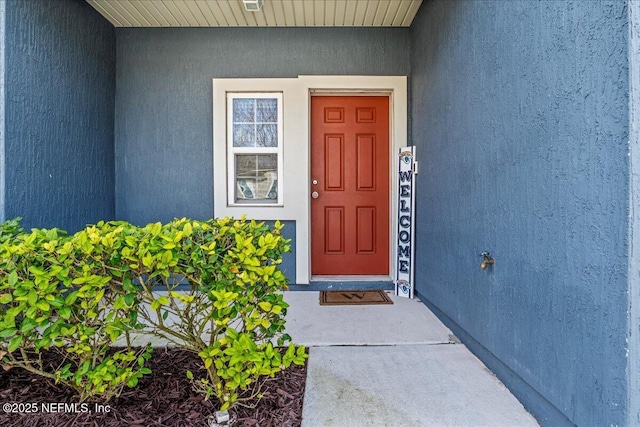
[396,147,416,299]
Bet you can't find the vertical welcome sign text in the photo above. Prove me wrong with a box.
[396,147,416,298]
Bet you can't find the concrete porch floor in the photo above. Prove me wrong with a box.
[283,291,539,427]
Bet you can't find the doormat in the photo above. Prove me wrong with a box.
[319,290,393,306]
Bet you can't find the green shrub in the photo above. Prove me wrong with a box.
[116,217,307,411]
[0,223,151,402]
[0,217,23,242]
[0,217,307,410]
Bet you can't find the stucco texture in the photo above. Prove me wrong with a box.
[4,0,116,232]
[114,27,410,225]
[411,1,629,425]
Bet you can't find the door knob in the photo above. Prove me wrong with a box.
[311,191,319,199]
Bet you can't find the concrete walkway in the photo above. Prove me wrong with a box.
[283,291,539,427]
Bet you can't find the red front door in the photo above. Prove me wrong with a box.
[311,96,390,275]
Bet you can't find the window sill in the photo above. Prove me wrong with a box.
[228,203,284,208]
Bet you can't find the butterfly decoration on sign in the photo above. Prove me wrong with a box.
[400,151,413,164]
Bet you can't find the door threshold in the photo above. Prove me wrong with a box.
[311,275,392,282]
[289,279,394,292]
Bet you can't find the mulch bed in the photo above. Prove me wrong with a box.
[0,347,307,427]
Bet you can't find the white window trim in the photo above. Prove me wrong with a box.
[213,76,407,285]
[226,92,284,206]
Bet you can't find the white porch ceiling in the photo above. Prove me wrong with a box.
[86,0,423,27]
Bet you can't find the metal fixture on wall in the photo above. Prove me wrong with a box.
[242,0,264,11]
[480,252,494,270]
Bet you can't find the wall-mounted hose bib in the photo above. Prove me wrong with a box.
[480,252,494,270]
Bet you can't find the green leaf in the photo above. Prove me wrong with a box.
[8,335,22,352]
[246,352,262,363]
[142,254,154,268]
[150,222,162,235]
[20,318,38,333]
[60,363,72,376]
[49,297,64,308]
[8,271,18,286]
[140,367,152,375]
[61,326,76,335]
[124,293,135,306]
[28,265,46,276]
[36,301,50,311]
[27,290,37,306]
[0,293,13,304]
[24,306,36,318]
[59,307,72,320]
[65,292,78,305]
[129,310,139,326]
[258,302,272,312]
[183,222,193,236]
[286,343,296,355]
[35,336,51,351]
[94,289,105,303]
[7,306,24,318]
[186,370,194,380]
[162,250,173,263]
[0,328,17,338]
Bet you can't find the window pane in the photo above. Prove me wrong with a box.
[233,124,255,147]
[256,154,277,171]
[235,154,278,202]
[228,94,282,205]
[256,124,277,147]
[233,98,255,123]
[256,98,277,122]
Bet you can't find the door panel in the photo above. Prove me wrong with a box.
[356,134,376,190]
[324,207,345,254]
[325,135,344,190]
[356,206,376,254]
[311,96,390,275]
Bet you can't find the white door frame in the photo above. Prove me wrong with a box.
[212,75,408,285]
[308,91,393,281]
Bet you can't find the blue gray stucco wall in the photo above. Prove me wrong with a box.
[114,27,410,226]
[3,0,115,232]
[411,1,629,425]
[628,1,640,424]
[0,0,6,223]
[264,220,295,286]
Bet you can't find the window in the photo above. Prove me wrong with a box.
[227,93,283,205]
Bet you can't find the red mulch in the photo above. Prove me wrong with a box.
[0,347,307,427]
